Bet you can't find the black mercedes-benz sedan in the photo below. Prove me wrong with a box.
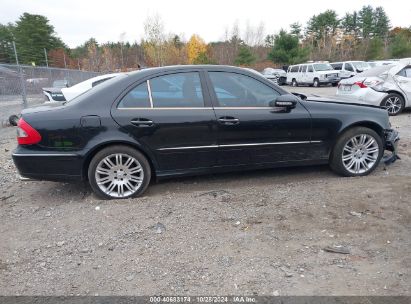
[12,65,399,199]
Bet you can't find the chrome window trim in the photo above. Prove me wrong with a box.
[146,79,154,108]
[116,107,282,110]
[158,141,322,151]
[117,107,214,110]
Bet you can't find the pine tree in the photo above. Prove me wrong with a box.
[234,45,256,66]
[12,13,65,65]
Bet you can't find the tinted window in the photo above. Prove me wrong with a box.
[302,65,307,72]
[149,72,204,108]
[398,67,411,78]
[291,66,299,73]
[307,65,313,72]
[345,64,354,72]
[118,81,150,108]
[209,72,280,107]
[331,63,342,70]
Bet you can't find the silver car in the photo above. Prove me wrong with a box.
[336,60,411,116]
[262,68,287,85]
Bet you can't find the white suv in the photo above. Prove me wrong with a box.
[330,61,371,79]
[286,62,340,87]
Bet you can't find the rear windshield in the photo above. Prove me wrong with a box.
[358,65,394,77]
[64,74,128,105]
[313,63,333,71]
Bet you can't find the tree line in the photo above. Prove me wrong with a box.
[1,6,411,72]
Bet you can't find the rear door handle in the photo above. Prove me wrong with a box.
[130,118,154,127]
[218,116,240,125]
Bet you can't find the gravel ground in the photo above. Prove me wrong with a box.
[0,87,410,296]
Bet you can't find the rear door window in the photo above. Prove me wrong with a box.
[149,72,204,108]
[291,66,299,73]
[118,81,151,108]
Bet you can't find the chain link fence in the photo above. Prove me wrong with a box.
[0,63,100,122]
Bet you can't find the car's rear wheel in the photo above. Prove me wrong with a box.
[332,82,338,87]
[292,79,298,87]
[330,127,383,177]
[313,78,320,87]
[380,93,404,116]
[88,145,151,199]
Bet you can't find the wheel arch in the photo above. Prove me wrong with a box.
[329,121,385,159]
[82,140,157,181]
[381,90,406,105]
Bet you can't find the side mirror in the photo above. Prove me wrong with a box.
[270,94,298,109]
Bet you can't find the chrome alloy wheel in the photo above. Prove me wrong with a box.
[342,134,379,174]
[384,96,402,115]
[95,153,144,198]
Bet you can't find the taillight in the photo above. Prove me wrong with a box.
[354,81,367,88]
[17,118,42,145]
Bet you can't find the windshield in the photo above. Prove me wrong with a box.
[313,63,333,71]
[352,62,370,70]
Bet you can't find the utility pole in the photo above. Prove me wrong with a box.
[44,48,49,67]
[63,53,67,68]
[13,41,27,108]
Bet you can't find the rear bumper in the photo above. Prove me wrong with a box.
[383,129,400,165]
[336,88,387,106]
[12,148,84,181]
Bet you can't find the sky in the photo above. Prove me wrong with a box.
[1,0,410,48]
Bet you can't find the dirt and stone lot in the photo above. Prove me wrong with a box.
[0,87,410,295]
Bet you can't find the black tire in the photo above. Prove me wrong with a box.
[330,127,383,177]
[313,78,320,87]
[332,82,338,87]
[380,93,405,116]
[292,79,298,87]
[88,145,151,199]
[9,114,19,126]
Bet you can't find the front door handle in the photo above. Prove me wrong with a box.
[218,116,240,125]
[130,118,154,127]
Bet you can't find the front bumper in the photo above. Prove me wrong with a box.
[383,129,400,165]
[319,77,341,84]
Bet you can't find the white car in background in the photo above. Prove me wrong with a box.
[336,60,411,116]
[330,61,371,79]
[43,73,122,102]
[261,67,287,85]
[286,62,340,87]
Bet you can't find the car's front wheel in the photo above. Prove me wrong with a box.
[380,93,404,116]
[313,78,320,87]
[88,145,151,199]
[330,127,383,177]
